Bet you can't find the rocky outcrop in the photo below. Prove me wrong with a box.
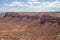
[3,12,40,20]
[3,12,60,25]
[40,15,60,25]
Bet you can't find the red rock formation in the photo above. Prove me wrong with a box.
[0,12,60,40]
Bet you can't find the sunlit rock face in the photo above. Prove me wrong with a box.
[0,12,60,40]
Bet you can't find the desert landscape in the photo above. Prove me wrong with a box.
[0,12,60,40]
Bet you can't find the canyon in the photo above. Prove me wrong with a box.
[0,12,60,40]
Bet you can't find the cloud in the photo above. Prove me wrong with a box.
[4,0,60,12]
[25,0,60,12]
[5,2,24,6]
[27,0,38,2]
[26,0,60,8]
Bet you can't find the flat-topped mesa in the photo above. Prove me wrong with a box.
[3,12,60,25]
[3,12,21,18]
[3,12,40,19]
[40,15,60,25]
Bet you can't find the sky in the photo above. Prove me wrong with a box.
[0,0,60,12]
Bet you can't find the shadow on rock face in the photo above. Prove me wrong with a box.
[40,15,60,25]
